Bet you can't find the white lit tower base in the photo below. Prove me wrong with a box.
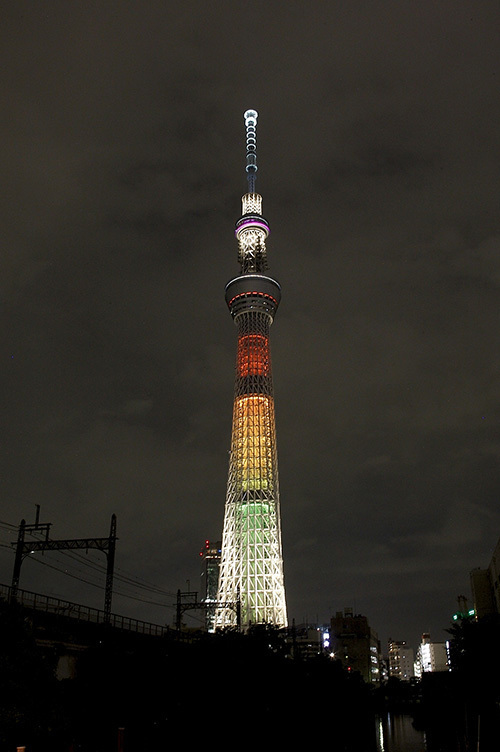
[216,111,287,629]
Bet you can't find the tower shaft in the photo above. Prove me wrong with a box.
[217,112,287,629]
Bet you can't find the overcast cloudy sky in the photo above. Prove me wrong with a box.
[1,1,499,650]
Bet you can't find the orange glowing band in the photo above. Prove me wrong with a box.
[227,291,278,308]
[233,395,273,491]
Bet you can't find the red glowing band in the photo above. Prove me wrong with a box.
[237,334,270,377]
[227,291,278,307]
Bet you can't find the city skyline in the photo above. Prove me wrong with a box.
[1,2,500,649]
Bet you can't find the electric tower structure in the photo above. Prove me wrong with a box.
[216,110,287,629]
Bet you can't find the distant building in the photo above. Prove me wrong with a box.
[289,624,324,660]
[470,534,500,619]
[414,633,449,677]
[470,569,496,618]
[330,608,381,683]
[388,640,415,680]
[199,539,221,631]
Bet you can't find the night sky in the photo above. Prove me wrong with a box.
[2,2,500,651]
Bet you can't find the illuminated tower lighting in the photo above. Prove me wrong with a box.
[216,110,287,629]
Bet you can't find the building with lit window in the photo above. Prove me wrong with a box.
[289,624,324,661]
[199,539,221,631]
[330,608,381,684]
[414,633,449,678]
[388,640,415,680]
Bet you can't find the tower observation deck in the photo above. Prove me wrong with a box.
[216,111,287,628]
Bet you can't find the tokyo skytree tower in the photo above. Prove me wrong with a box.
[216,111,287,629]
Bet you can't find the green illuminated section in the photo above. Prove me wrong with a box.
[241,502,271,534]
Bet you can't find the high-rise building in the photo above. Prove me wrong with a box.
[414,633,449,677]
[216,111,287,629]
[470,534,500,619]
[388,639,415,680]
[199,539,221,631]
[330,608,382,684]
[470,568,496,618]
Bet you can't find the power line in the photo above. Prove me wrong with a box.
[0,519,17,529]
[23,554,174,608]
[10,539,177,605]
[3,517,179,603]
[32,544,177,598]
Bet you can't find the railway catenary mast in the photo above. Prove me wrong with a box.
[216,110,287,628]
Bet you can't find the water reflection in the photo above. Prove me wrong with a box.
[376,713,426,752]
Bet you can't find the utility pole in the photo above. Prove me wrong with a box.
[11,512,51,601]
[104,514,117,620]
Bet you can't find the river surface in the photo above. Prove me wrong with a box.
[376,713,426,752]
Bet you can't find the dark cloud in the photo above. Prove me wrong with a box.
[1,1,499,651]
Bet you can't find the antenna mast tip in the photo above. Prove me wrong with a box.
[244,109,258,125]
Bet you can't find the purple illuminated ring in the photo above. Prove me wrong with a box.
[235,219,270,237]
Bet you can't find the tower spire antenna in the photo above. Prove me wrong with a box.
[235,109,270,274]
[244,109,258,193]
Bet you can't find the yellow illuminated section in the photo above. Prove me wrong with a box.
[232,395,273,491]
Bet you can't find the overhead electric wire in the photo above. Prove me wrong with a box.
[0,517,180,605]
[7,533,179,606]
[0,519,17,529]
[12,522,174,593]
[23,554,175,608]
[1,532,175,636]
[0,532,199,626]
[59,549,177,597]
[25,553,109,592]
[40,545,177,599]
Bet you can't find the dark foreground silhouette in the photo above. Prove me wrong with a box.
[2,599,499,751]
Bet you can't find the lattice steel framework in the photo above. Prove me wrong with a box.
[216,111,287,628]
